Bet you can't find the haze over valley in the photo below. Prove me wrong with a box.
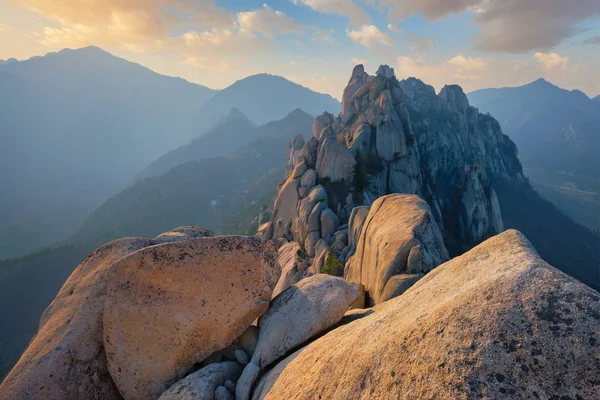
[1,1,599,398]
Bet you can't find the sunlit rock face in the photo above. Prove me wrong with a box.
[265,64,525,262]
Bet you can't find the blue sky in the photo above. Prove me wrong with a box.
[1,0,599,98]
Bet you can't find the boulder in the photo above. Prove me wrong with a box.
[236,326,259,358]
[311,112,334,140]
[299,169,316,189]
[236,275,359,400]
[272,241,303,299]
[296,185,327,243]
[315,137,356,183]
[215,386,234,400]
[347,206,369,251]
[157,362,242,400]
[0,227,213,400]
[270,177,300,239]
[319,208,340,241]
[304,231,320,257]
[306,201,327,236]
[345,194,449,306]
[312,239,329,274]
[254,230,600,400]
[103,236,280,400]
[298,137,318,168]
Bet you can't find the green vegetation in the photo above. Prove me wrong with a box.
[321,252,342,275]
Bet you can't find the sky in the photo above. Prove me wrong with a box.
[1,0,599,99]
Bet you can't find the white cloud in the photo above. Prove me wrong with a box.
[312,28,337,44]
[447,55,488,71]
[402,33,436,52]
[0,23,12,32]
[387,24,401,33]
[237,4,304,39]
[180,28,273,55]
[377,0,600,53]
[534,52,569,71]
[347,25,393,48]
[293,0,369,26]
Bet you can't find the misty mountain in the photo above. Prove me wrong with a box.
[194,73,340,127]
[593,95,600,104]
[0,111,310,376]
[0,46,216,259]
[468,79,600,229]
[137,108,313,180]
[0,47,339,259]
[468,78,599,176]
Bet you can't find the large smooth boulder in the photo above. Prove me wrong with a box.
[157,362,242,400]
[254,230,600,399]
[0,227,213,400]
[236,275,359,400]
[270,177,300,240]
[315,138,356,183]
[103,236,280,400]
[345,194,449,305]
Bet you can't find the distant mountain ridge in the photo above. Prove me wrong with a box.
[193,73,340,127]
[0,46,340,259]
[467,78,600,229]
[0,46,216,259]
[136,108,314,180]
[468,78,599,176]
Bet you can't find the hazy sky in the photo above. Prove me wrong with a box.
[1,0,599,99]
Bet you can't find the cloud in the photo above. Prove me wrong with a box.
[351,57,366,65]
[377,0,600,53]
[13,0,234,49]
[293,0,369,25]
[312,28,338,44]
[386,24,401,33]
[402,33,436,52]
[184,56,230,71]
[347,25,393,48]
[237,4,304,39]
[180,28,273,56]
[582,35,600,45]
[534,52,569,71]
[382,0,480,21]
[0,23,12,32]
[447,55,488,71]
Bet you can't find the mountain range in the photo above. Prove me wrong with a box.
[0,108,313,377]
[0,48,598,382]
[468,79,600,229]
[0,47,340,259]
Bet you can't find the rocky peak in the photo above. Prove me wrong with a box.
[265,64,526,268]
[438,84,469,113]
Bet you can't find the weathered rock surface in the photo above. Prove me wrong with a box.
[157,362,242,400]
[255,230,600,399]
[236,275,359,400]
[272,241,310,299]
[345,194,449,305]
[347,205,369,253]
[103,236,279,400]
[0,227,213,400]
[315,137,355,183]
